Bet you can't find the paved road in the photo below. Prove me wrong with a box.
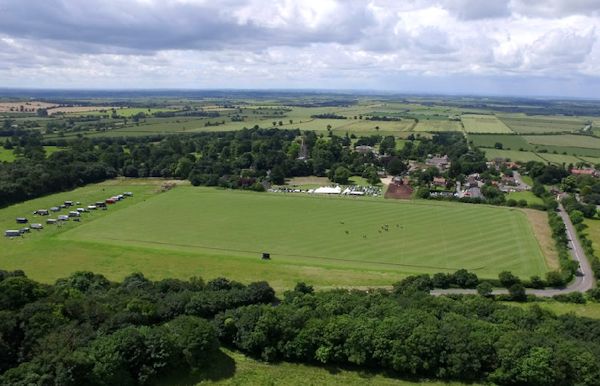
[512,171,531,191]
[432,204,595,297]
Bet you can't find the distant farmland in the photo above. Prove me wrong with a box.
[524,134,600,149]
[461,114,513,133]
[499,115,585,134]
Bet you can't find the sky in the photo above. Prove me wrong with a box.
[1,0,600,97]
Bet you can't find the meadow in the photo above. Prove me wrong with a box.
[461,114,513,133]
[159,348,477,386]
[0,181,550,290]
[536,153,585,165]
[506,191,544,206]
[481,148,546,163]
[524,134,600,149]
[413,119,462,132]
[0,148,16,162]
[468,134,532,150]
[499,115,586,134]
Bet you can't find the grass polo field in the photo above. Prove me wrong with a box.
[0,179,551,290]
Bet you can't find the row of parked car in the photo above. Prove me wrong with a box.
[5,192,133,238]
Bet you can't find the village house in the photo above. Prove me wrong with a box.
[425,154,450,171]
[571,168,599,177]
[501,174,516,186]
[355,145,374,154]
[432,177,447,187]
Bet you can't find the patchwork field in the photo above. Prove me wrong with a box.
[0,181,551,289]
[536,153,584,165]
[468,134,532,150]
[524,134,600,149]
[461,114,512,133]
[499,115,585,134]
[481,148,545,163]
[413,119,462,132]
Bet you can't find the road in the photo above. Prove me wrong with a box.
[432,203,595,297]
[512,171,531,191]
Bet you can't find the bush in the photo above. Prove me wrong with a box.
[508,283,526,301]
[553,292,586,304]
[545,271,565,288]
[499,271,520,288]
[476,282,493,297]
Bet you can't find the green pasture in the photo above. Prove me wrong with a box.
[524,134,600,149]
[0,146,63,162]
[531,145,600,158]
[413,119,462,132]
[584,219,600,258]
[506,301,600,320]
[461,114,512,133]
[0,148,16,162]
[536,153,583,165]
[482,148,545,163]
[505,191,544,206]
[160,348,475,386]
[499,115,585,134]
[579,156,600,165]
[469,134,532,150]
[53,186,548,285]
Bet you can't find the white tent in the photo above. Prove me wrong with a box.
[313,186,342,194]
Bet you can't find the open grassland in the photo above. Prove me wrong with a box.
[0,148,16,162]
[506,191,545,206]
[499,115,585,134]
[583,219,600,259]
[482,148,545,162]
[533,145,600,158]
[58,187,549,282]
[579,156,600,165]
[506,301,600,320]
[159,348,475,386]
[0,146,63,162]
[536,153,584,165]
[469,134,532,150]
[0,182,550,289]
[413,120,462,132]
[461,114,512,133]
[524,134,600,149]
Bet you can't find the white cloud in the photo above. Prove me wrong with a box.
[0,0,599,96]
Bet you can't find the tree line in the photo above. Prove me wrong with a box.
[0,270,274,385]
[0,128,475,208]
[3,270,600,385]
